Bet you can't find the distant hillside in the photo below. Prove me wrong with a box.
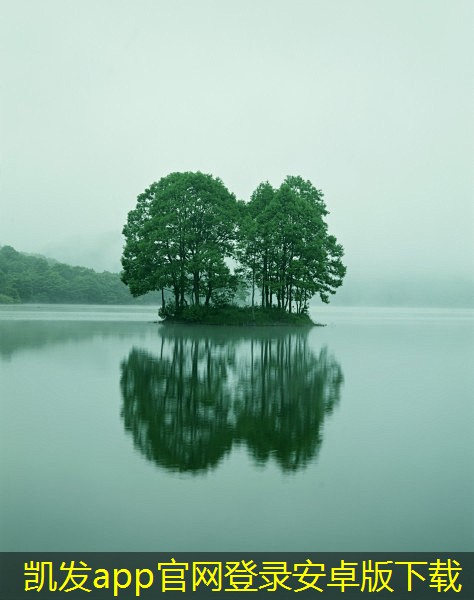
[0,245,159,305]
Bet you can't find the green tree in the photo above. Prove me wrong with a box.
[236,182,275,309]
[238,176,346,313]
[121,171,239,313]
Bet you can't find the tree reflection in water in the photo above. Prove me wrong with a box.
[120,329,343,474]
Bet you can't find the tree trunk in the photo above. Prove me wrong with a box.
[251,268,255,308]
[205,284,212,306]
[193,272,200,305]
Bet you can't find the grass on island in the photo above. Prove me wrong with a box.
[161,305,316,326]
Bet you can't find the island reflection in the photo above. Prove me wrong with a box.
[120,328,343,474]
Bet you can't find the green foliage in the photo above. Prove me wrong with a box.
[121,171,239,311]
[0,293,18,304]
[122,171,346,320]
[0,245,159,304]
[237,176,346,313]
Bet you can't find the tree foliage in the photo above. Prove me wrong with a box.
[121,171,239,313]
[122,172,346,316]
[236,176,346,313]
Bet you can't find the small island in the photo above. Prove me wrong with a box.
[162,305,316,327]
[121,171,346,325]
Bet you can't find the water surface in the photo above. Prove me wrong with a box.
[0,305,472,551]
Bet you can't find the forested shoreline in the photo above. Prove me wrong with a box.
[0,245,158,305]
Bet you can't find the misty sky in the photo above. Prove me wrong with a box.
[1,1,473,287]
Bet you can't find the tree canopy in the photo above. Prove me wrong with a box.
[121,172,238,313]
[121,171,346,317]
[237,176,346,313]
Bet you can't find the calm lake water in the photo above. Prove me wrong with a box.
[0,305,472,551]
